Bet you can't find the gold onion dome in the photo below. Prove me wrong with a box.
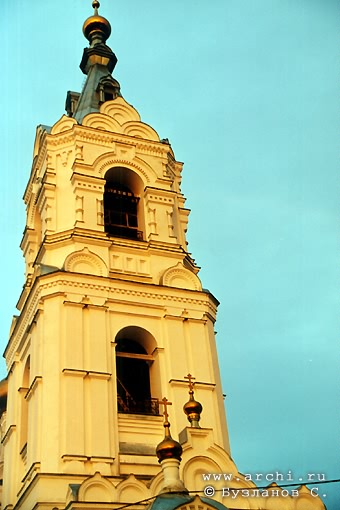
[183,374,202,426]
[156,431,183,463]
[183,395,202,423]
[83,1,111,43]
[156,398,182,462]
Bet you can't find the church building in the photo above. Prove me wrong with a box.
[0,3,326,510]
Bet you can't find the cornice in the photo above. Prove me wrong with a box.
[144,186,176,202]
[37,275,217,314]
[4,285,43,368]
[24,149,47,204]
[74,129,117,146]
[163,314,207,324]
[36,142,48,175]
[135,140,169,157]
[5,271,217,369]
[1,424,16,446]
[46,131,78,148]
[71,171,105,190]
[62,369,111,381]
[45,124,171,161]
[26,376,43,401]
[42,228,111,247]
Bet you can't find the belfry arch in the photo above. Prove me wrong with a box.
[103,167,145,240]
[115,326,159,415]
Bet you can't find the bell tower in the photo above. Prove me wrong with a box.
[1,3,234,509]
[1,3,327,510]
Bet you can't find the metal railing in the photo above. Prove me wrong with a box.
[117,396,159,415]
[117,377,159,415]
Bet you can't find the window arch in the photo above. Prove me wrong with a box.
[115,327,159,415]
[97,76,121,104]
[104,167,143,241]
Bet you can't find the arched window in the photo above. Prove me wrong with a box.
[115,329,159,415]
[97,76,121,104]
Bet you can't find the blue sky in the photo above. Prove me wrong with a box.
[1,1,338,508]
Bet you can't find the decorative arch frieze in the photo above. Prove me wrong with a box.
[51,114,77,135]
[95,97,161,141]
[182,456,224,495]
[82,112,122,133]
[78,472,114,502]
[115,474,149,502]
[149,471,164,496]
[64,248,107,277]
[100,96,141,123]
[295,486,326,510]
[122,120,160,141]
[33,126,47,158]
[161,263,202,291]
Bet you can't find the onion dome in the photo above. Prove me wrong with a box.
[156,430,183,463]
[183,395,202,426]
[183,374,202,427]
[74,1,118,119]
[83,1,111,44]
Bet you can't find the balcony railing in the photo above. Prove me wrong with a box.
[117,396,159,416]
[104,222,143,241]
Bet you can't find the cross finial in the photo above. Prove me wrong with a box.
[158,397,173,437]
[184,373,195,392]
[158,397,172,423]
[183,374,202,427]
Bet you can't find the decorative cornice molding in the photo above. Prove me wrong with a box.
[62,369,111,380]
[5,272,217,368]
[26,376,43,401]
[4,289,43,368]
[2,424,16,446]
[47,123,169,159]
[47,132,76,148]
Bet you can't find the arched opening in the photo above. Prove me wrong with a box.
[104,168,144,241]
[97,76,121,104]
[115,327,159,415]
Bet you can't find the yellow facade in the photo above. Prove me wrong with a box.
[0,4,326,510]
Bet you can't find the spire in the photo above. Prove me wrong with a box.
[183,374,202,427]
[83,1,111,46]
[67,1,120,121]
[156,398,187,494]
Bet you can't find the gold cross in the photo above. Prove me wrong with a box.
[184,373,195,392]
[158,397,172,423]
